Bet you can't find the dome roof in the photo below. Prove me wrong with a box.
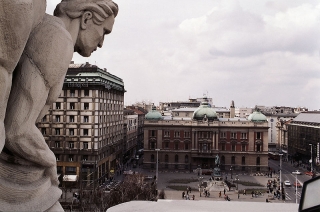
[248,110,267,122]
[145,105,163,120]
[193,101,217,120]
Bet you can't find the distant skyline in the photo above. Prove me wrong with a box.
[47,0,320,110]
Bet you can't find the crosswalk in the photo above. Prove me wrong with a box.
[285,190,301,202]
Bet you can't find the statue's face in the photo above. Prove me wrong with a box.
[75,14,115,57]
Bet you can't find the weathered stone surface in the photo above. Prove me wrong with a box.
[0,0,118,210]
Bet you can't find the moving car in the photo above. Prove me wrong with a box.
[292,170,302,175]
[284,180,291,186]
[294,182,302,188]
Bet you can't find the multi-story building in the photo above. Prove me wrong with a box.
[124,113,138,160]
[143,101,269,173]
[235,107,253,118]
[287,112,320,170]
[36,62,125,186]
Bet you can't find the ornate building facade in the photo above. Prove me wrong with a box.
[37,62,125,185]
[143,102,269,173]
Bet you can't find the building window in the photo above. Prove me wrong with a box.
[202,143,207,151]
[175,155,179,163]
[68,155,74,162]
[232,144,236,151]
[174,142,179,150]
[56,154,60,161]
[151,130,156,137]
[164,130,170,137]
[256,132,261,139]
[150,142,155,149]
[241,144,246,151]
[83,129,88,136]
[56,115,60,122]
[231,156,235,165]
[151,154,155,162]
[55,128,60,135]
[184,131,190,138]
[69,142,74,149]
[42,128,46,135]
[84,90,89,96]
[83,142,88,149]
[84,103,89,110]
[165,154,169,168]
[56,102,61,109]
[174,131,180,138]
[83,155,88,161]
[256,144,261,152]
[220,132,226,138]
[185,143,189,150]
[164,142,169,149]
[69,128,74,136]
[55,141,60,148]
[241,133,247,139]
[242,156,245,165]
[185,155,189,163]
[84,116,89,122]
[70,90,75,97]
[42,115,46,122]
[231,132,237,139]
[70,115,74,122]
[70,102,75,110]
[221,144,225,151]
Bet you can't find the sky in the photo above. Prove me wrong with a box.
[47,0,320,110]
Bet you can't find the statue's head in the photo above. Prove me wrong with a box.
[54,0,118,57]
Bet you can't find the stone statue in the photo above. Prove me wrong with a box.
[214,155,221,177]
[215,154,220,167]
[0,0,118,211]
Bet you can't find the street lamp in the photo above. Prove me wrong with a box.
[309,144,313,173]
[230,166,233,179]
[155,149,160,183]
[279,153,283,193]
[235,175,239,190]
[293,173,298,204]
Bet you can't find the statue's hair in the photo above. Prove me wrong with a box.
[54,0,118,25]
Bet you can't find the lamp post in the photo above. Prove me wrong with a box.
[235,175,239,190]
[294,173,298,204]
[309,144,313,173]
[155,148,160,184]
[230,166,233,179]
[279,153,283,193]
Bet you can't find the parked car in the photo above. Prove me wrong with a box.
[294,182,302,188]
[292,170,301,175]
[284,180,291,186]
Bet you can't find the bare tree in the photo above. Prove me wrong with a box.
[77,174,161,211]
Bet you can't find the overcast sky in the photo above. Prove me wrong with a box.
[47,0,320,110]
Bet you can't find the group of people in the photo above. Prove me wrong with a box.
[182,187,195,200]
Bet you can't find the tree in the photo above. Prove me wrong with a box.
[78,173,161,211]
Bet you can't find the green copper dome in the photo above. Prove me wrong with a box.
[145,106,163,120]
[248,110,267,122]
[193,101,217,120]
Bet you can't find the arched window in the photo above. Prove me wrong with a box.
[231,156,235,165]
[185,155,189,163]
[165,154,169,163]
[175,155,179,163]
[242,156,245,165]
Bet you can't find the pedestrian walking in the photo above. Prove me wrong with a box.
[199,187,201,197]
[189,186,192,193]
[243,189,246,195]
[219,191,221,198]
[192,195,195,200]
[182,191,185,199]
[238,192,240,199]
[224,188,226,195]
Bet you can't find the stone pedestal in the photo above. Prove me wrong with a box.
[0,152,62,211]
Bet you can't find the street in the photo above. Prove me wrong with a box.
[268,159,313,203]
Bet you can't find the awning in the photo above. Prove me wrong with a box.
[63,175,78,182]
